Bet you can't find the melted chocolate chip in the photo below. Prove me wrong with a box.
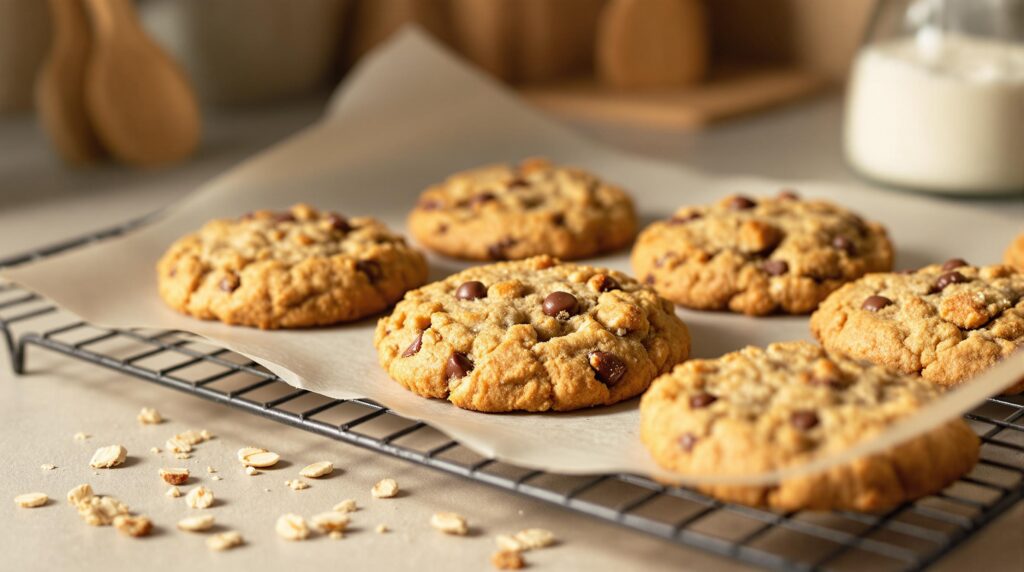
[401,331,423,357]
[593,274,621,293]
[419,198,443,211]
[436,224,448,234]
[790,410,819,430]
[487,238,517,260]
[588,351,626,386]
[668,212,702,225]
[679,433,698,452]
[445,352,474,379]
[456,281,487,301]
[356,260,382,283]
[942,258,969,271]
[551,213,566,226]
[326,213,351,233]
[507,177,528,189]
[729,196,757,210]
[832,236,857,256]
[935,271,968,291]
[644,274,655,286]
[762,259,789,276]
[469,192,496,206]
[542,292,579,318]
[778,189,800,200]
[862,295,892,311]
[689,393,717,409]
[219,276,239,293]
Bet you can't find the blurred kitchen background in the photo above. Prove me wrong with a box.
[0,0,1021,256]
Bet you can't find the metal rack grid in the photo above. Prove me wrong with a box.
[1,225,1022,572]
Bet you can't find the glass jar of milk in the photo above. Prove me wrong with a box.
[844,0,1024,195]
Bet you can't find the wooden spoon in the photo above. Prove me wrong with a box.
[82,0,200,167]
[35,0,104,165]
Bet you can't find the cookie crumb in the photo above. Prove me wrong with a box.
[206,466,217,473]
[431,512,468,535]
[113,515,152,537]
[311,512,349,533]
[333,499,357,513]
[237,446,280,468]
[137,407,163,425]
[73,432,90,441]
[245,466,259,476]
[371,478,399,499]
[40,464,57,471]
[186,486,214,509]
[159,468,189,485]
[211,475,223,481]
[284,479,309,491]
[66,484,93,506]
[329,531,344,540]
[375,524,389,534]
[491,550,525,570]
[299,461,333,478]
[165,486,181,498]
[77,496,130,526]
[275,513,310,541]
[514,528,556,550]
[174,452,191,460]
[150,447,161,454]
[207,531,243,551]
[178,514,215,532]
[90,445,127,468]
[14,492,48,508]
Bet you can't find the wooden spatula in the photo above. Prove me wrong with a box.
[35,0,104,165]
[82,0,200,167]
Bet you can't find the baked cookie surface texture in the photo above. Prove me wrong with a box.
[375,255,690,412]
[158,203,428,329]
[631,191,893,315]
[640,341,980,511]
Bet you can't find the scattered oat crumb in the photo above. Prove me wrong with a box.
[371,478,399,499]
[311,512,349,533]
[299,461,333,478]
[113,515,152,537]
[149,447,161,454]
[200,429,214,441]
[159,468,189,485]
[165,486,181,498]
[206,466,216,474]
[90,445,127,469]
[186,486,214,509]
[264,488,271,493]
[245,466,259,476]
[333,499,358,513]
[431,512,468,535]
[73,432,90,441]
[137,407,162,425]
[329,531,344,540]
[284,479,309,491]
[497,528,556,552]
[174,453,191,460]
[14,492,48,508]
[177,514,215,532]
[275,513,310,541]
[211,475,223,481]
[165,437,191,454]
[67,484,93,506]
[40,464,57,471]
[491,550,525,570]
[237,447,280,468]
[76,496,130,526]
[207,531,243,551]
[175,430,207,446]
[375,524,389,534]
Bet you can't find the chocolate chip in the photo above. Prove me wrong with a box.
[456,281,487,301]
[729,196,757,210]
[487,238,516,260]
[762,259,789,276]
[469,192,496,206]
[861,295,892,311]
[689,393,717,408]
[668,212,702,225]
[551,213,565,226]
[593,274,621,292]
[508,177,528,189]
[588,351,626,386]
[942,258,969,271]
[678,433,698,452]
[274,212,296,223]
[790,410,819,430]
[445,352,473,379]
[401,331,423,357]
[542,292,578,318]
[436,224,448,234]
[778,189,800,200]
[327,213,351,233]
[356,260,382,283]
[935,271,968,291]
[832,236,857,256]
[644,274,655,286]
[419,198,443,211]
[219,275,239,293]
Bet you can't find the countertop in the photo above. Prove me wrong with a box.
[1,94,1022,571]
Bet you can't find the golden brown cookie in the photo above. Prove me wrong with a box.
[1005,231,1024,271]
[631,191,893,315]
[640,341,980,511]
[408,158,637,261]
[374,255,690,412]
[811,260,1024,393]
[157,204,427,329]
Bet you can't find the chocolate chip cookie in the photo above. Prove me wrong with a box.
[631,191,893,315]
[158,204,428,329]
[811,260,1024,393]
[374,255,690,412]
[408,158,637,261]
[640,341,980,511]
[1006,232,1024,271]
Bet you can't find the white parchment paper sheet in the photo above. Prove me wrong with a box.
[6,30,1023,484]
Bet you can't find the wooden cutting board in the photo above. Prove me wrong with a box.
[520,64,828,130]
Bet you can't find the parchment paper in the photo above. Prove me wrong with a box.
[5,29,1023,485]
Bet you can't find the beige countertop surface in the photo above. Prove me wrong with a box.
[1,95,1022,571]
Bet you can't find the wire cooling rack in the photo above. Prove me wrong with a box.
[1,223,1022,572]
